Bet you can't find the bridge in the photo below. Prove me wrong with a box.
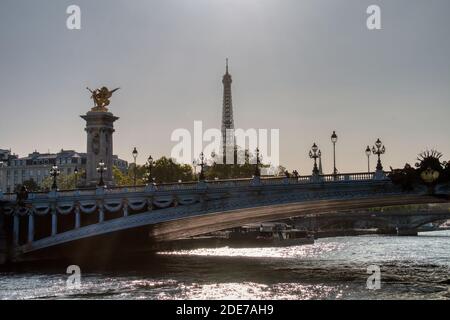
[1,172,449,264]
[290,205,450,236]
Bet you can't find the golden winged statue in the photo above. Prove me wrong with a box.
[87,86,120,112]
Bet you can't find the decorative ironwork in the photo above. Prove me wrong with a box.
[372,138,386,171]
[309,143,321,175]
[50,165,60,190]
[145,155,154,184]
[97,160,107,187]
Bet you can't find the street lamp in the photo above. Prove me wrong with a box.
[198,152,206,181]
[365,146,371,173]
[50,165,60,190]
[331,131,338,178]
[211,151,217,166]
[192,159,198,177]
[372,138,386,171]
[145,155,154,184]
[132,147,138,186]
[309,143,320,175]
[97,160,107,187]
[74,166,79,188]
[254,147,261,177]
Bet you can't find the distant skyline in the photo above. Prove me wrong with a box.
[1,0,449,173]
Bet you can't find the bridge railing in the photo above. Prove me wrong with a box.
[0,171,386,201]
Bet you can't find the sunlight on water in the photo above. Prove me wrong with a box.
[168,282,345,300]
[160,231,450,267]
[1,231,449,300]
[159,242,341,259]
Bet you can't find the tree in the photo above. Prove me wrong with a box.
[152,157,194,183]
[442,160,450,183]
[112,166,134,186]
[205,148,272,180]
[41,171,81,191]
[21,179,40,192]
[114,157,195,185]
[388,163,417,191]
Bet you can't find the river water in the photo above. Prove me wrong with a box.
[1,230,449,300]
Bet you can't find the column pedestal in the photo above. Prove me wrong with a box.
[81,111,119,187]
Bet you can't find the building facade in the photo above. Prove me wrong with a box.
[0,149,128,193]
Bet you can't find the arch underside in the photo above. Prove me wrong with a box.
[311,213,450,230]
[16,194,450,260]
[149,195,450,240]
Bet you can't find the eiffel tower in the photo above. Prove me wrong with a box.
[221,58,235,159]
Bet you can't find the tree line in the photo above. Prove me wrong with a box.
[15,152,285,192]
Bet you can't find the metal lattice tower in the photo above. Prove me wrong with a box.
[221,58,235,151]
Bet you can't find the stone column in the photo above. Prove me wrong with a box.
[81,111,119,186]
[51,209,57,236]
[123,202,129,217]
[75,205,81,229]
[27,211,34,243]
[13,213,19,246]
[98,203,104,223]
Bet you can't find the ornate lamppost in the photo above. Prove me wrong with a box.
[132,147,138,187]
[372,138,386,171]
[254,147,261,177]
[145,155,154,184]
[97,160,107,187]
[198,152,206,181]
[192,159,198,178]
[331,131,338,178]
[74,166,79,188]
[50,165,60,190]
[309,143,320,175]
[210,151,217,166]
[365,146,371,173]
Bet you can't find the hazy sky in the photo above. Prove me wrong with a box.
[1,0,449,173]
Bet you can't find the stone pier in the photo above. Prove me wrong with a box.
[396,228,418,236]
